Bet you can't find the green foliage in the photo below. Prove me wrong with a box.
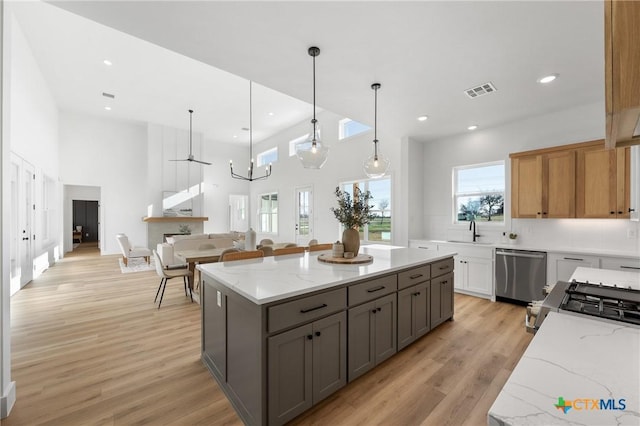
[330,186,376,229]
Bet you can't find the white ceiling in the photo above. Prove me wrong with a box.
[11,1,605,145]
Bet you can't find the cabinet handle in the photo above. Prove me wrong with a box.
[409,273,423,279]
[563,257,584,261]
[377,307,382,312]
[617,211,623,214]
[610,211,616,215]
[620,265,640,270]
[367,286,385,293]
[537,212,541,215]
[413,292,421,296]
[315,331,321,337]
[629,208,636,213]
[441,280,448,285]
[439,266,448,270]
[371,309,377,314]
[300,303,327,313]
[307,335,313,340]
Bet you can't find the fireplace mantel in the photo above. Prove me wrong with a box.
[142,217,208,223]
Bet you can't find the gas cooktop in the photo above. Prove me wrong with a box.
[560,281,640,326]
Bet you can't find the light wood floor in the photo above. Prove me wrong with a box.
[5,244,533,425]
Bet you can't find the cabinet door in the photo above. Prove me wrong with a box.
[453,256,465,291]
[374,293,397,365]
[312,312,347,403]
[397,286,415,350]
[347,300,375,382]
[600,256,640,272]
[465,257,493,296]
[544,150,576,218]
[432,273,453,327]
[548,253,600,283]
[268,323,313,425]
[511,155,543,218]
[616,147,631,218]
[413,281,431,339]
[577,147,617,218]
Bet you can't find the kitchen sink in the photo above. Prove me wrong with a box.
[445,240,493,245]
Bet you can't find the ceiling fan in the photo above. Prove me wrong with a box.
[170,109,211,165]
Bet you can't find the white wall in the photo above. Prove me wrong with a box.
[418,101,640,253]
[247,110,402,245]
[59,111,147,255]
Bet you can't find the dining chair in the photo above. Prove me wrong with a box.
[283,243,298,248]
[308,243,333,252]
[222,250,265,261]
[259,246,274,257]
[273,246,306,256]
[153,250,193,309]
[259,238,274,246]
[308,239,318,246]
[218,248,240,260]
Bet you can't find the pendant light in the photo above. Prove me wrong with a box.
[230,81,272,181]
[363,83,390,178]
[296,46,329,169]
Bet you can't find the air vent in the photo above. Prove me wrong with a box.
[464,82,497,99]
[102,92,115,99]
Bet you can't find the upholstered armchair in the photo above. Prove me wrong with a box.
[116,234,151,266]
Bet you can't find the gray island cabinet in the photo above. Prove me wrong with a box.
[198,247,455,426]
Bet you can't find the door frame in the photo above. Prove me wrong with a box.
[294,185,314,246]
[10,153,35,294]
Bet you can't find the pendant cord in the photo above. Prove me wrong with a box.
[312,53,317,142]
[249,81,253,165]
[374,86,378,157]
[189,109,193,155]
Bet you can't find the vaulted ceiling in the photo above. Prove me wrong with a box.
[13,1,604,145]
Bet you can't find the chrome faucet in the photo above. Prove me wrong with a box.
[469,220,481,242]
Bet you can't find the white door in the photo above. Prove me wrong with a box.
[229,194,249,232]
[295,186,313,246]
[10,155,35,294]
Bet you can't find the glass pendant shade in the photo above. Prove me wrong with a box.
[363,148,390,179]
[296,119,329,169]
[363,82,389,178]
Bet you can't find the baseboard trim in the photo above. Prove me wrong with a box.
[1,381,16,418]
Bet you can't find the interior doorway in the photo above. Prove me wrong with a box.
[295,186,313,246]
[72,200,99,243]
[10,154,35,294]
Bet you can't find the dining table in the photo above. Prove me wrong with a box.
[174,247,226,290]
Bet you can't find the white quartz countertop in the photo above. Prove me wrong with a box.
[488,312,640,426]
[571,266,640,290]
[412,239,640,259]
[198,246,455,305]
[488,266,640,425]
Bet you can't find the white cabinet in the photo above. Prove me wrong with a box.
[547,253,600,284]
[600,256,640,272]
[438,243,493,299]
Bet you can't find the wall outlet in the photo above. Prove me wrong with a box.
[628,229,637,239]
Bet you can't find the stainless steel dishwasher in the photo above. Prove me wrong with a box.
[495,248,547,303]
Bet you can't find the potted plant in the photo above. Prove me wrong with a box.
[508,232,518,244]
[330,186,376,256]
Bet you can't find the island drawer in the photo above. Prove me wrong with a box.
[268,288,346,333]
[348,274,397,306]
[431,258,454,278]
[398,265,431,290]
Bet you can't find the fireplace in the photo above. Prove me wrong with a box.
[143,216,208,249]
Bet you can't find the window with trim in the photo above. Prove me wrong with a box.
[289,134,309,156]
[339,118,371,140]
[453,161,505,223]
[258,192,278,233]
[339,177,391,243]
[257,147,278,167]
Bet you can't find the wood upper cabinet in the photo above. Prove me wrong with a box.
[605,0,640,148]
[511,150,575,218]
[576,145,630,218]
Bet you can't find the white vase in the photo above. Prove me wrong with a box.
[245,228,256,250]
[508,238,517,245]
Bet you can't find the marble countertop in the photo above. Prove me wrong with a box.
[411,239,640,259]
[488,312,640,426]
[488,266,640,425]
[197,246,455,305]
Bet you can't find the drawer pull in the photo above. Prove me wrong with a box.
[620,265,640,270]
[563,257,583,261]
[441,280,448,285]
[409,273,423,279]
[367,286,386,293]
[300,303,328,314]
[439,265,449,270]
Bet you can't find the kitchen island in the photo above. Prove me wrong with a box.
[488,267,640,426]
[198,246,456,426]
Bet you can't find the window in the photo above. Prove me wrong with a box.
[339,118,371,140]
[42,175,56,243]
[453,161,505,223]
[258,192,278,233]
[257,147,278,167]
[289,133,309,157]
[339,177,391,243]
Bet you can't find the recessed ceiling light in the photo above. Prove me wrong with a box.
[233,135,238,139]
[467,125,478,131]
[538,74,558,84]
[103,59,112,66]
[104,106,111,111]
[268,112,275,116]
[417,115,428,122]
